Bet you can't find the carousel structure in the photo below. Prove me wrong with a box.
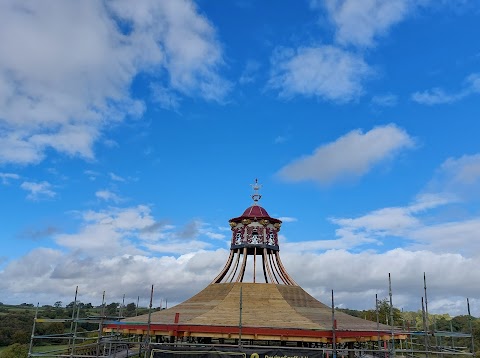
[105,180,406,347]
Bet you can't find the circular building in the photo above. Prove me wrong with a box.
[107,180,405,348]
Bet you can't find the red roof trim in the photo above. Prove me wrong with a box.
[105,322,400,339]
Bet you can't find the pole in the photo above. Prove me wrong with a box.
[120,294,125,318]
[239,286,243,347]
[68,286,78,351]
[424,273,431,334]
[376,294,380,350]
[28,303,39,358]
[467,298,476,358]
[388,273,395,357]
[145,285,154,358]
[97,291,106,358]
[421,297,430,358]
[70,306,80,358]
[332,290,337,358]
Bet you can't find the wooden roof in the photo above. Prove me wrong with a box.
[128,282,388,332]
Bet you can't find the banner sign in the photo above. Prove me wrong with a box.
[151,345,324,358]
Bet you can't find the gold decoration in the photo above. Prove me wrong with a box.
[229,222,237,228]
[242,219,251,225]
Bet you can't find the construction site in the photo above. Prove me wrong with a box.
[28,182,476,358]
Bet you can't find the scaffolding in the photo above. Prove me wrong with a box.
[27,288,146,358]
[28,281,476,358]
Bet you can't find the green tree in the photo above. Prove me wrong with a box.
[124,303,136,317]
[0,343,28,358]
[53,301,62,308]
[106,302,119,316]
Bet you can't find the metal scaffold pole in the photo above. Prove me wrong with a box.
[389,273,395,358]
[467,298,476,358]
[239,285,243,347]
[376,293,380,350]
[332,289,337,358]
[28,303,39,358]
[145,285,154,358]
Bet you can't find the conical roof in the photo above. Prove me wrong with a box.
[128,282,387,331]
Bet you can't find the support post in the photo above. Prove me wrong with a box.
[388,273,395,358]
[145,285,154,358]
[239,285,243,347]
[27,303,39,358]
[467,298,476,358]
[332,290,337,358]
[421,297,430,358]
[376,294,380,350]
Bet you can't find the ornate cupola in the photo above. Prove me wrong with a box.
[212,180,297,285]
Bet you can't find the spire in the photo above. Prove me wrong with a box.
[250,178,262,204]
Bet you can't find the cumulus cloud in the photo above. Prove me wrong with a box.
[20,181,56,201]
[239,60,261,85]
[328,152,480,257]
[319,0,411,48]
[282,248,480,315]
[53,205,219,256]
[412,73,480,105]
[0,0,229,165]
[109,173,126,182]
[0,248,226,307]
[1,244,478,316]
[268,46,372,102]
[95,189,123,203]
[1,193,479,315]
[0,172,20,184]
[150,84,182,111]
[277,124,414,185]
[426,153,480,201]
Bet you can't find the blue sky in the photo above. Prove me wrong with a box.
[1,0,480,317]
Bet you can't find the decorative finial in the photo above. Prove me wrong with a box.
[250,178,262,204]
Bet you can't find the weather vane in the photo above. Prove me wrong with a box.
[250,178,262,203]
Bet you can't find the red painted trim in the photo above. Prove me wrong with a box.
[105,322,396,339]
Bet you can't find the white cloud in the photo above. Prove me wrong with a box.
[150,84,181,111]
[0,172,20,184]
[410,218,480,255]
[0,248,226,307]
[53,206,220,257]
[268,46,372,102]
[278,216,298,223]
[412,73,480,105]
[328,193,458,251]
[426,153,480,201]
[371,94,398,107]
[439,154,480,185]
[327,151,480,257]
[0,0,229,165]
[1,194,479,316]
[239,60,261,85]
[277,124,414,185]
[95,189,123,203]
[20,181,56,201]
[282,248,480,315]
[320,0,410,48]
[1,244,478,317]
[109,172,126,182]
[411,88,464,105]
